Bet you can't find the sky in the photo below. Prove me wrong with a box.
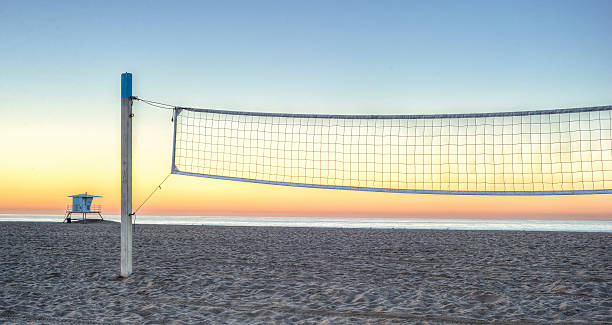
[1,0,611,219]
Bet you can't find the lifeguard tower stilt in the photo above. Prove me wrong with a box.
[64,193,103,223]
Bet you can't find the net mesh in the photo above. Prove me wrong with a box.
[171,106,612,195]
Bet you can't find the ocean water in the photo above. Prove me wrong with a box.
[1,214,611,232]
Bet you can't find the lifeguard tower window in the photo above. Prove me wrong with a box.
[64,193,103,223]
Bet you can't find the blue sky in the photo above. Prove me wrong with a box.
[1,0,611,115]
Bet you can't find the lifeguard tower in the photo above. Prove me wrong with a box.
[64,193,103,223]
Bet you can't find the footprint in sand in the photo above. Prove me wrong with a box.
[473,293,502,304]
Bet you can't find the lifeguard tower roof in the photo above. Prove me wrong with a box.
[68,194,102,198]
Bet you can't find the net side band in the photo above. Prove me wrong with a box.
[172,170,612,195]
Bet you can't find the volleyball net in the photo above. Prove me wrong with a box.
[170,105,612,195]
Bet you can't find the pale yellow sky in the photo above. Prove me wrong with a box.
[0,104,610,220]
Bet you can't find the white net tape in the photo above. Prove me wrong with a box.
[172,106,612,195]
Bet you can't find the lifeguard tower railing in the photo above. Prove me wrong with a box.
[66,204,102,213]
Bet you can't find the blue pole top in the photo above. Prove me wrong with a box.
[121,73,132,98]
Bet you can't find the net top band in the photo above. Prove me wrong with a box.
[177,105,612,119]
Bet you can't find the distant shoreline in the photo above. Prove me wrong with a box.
[2,213,611,221]
[1,217,611,233]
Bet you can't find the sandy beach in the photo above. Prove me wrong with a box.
[0,221,610,324]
